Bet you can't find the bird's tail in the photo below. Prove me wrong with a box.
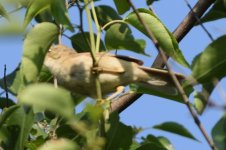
[137,66,185,95]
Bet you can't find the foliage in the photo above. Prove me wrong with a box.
[0,0,226,150]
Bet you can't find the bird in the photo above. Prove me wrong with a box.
[44,44,185,98]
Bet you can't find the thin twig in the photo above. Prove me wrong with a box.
[184,0,214,41]
[3,64,9,107]
[125,0,217,149]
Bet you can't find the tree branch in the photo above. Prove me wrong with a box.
[111,0,216,113]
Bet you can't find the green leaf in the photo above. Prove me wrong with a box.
[137,143,167,150]
[23,0,51,28]
[21,22,58,84]
[0,98,15,109]
[212,113,226,150]
[141,134,174,150]
[157,136,174,150]
[0,105,34,150]
[193,82,214,115]
[200,0,226,24]
[71,32,106,52]
[0,66,23,95]
[56,124,77,139]
[105,23,146,54]
[35,9,53,23]
[106,113,135,150]
[38,138,78,150]
[192,35,226,83]
[153,122,198,141]
[0,3,10,20]
[113,0,130,15]
[50,0,74,31]
[18,83,74,119]
[125,8,190,68]
[94,5,122,27]
[146,0,160,5]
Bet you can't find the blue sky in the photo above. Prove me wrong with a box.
[0,0,226,149]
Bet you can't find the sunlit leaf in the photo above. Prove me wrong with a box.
[21,22,58,84]
[23,0,51,28]
[192,35,226,83]
[141,134,174,150]
[38,138,78,150]
[125,8,190,68]
[212,113,226,150]
[105,23,146,54]
[153,122,198,141]
[18,83,74,119]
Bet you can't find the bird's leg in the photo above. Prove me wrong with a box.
[106,86,125,101]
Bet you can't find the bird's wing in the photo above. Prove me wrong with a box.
[114,55,144,65]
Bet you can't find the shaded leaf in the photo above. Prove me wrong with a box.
[0,66,24,95]
[0,3,10,20]
[137,143,167,150]
[212,113,226,150]
[153,122,198,141]
[21,22,58,84]
[106,113,135,150]
[0,98,15,109]
[38,138,78,150]
[146,0,160,5]
[105,23,146,54]
[129,142,140,150]
[125,9,190,67]
[94,5,122,28]
[192,35,226,83]
[35,9,53,23]
[71,32,106,52]
[50,0,74,31]
[200,0,226,24]
[56,124,77,139]
[18,83,74,119]
[0,105,34,150]
[113,0,130,15]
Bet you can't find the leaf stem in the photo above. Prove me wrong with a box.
[90,0,101,52]
[102,20,126,30]
[84,0,97,63]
